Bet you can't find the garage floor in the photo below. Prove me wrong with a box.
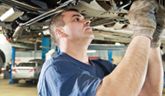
[0,75,165,96]
[0,76,37,96]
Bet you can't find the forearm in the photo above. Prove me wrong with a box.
[96,36,150,96]
[139,47,164,96]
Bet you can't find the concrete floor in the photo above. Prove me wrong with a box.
[0,76,37,96]
[0,75,165,96]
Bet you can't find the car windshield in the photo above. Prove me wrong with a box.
[17,63,36,67]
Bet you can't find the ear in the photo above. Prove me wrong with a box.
[55,27,68,38]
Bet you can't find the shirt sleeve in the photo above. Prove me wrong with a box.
[38,65,59,96]
[38,65,102,96]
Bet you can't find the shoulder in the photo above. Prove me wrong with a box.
[39,53,85,79]
[42,53,72,69]
[37,55,76,94]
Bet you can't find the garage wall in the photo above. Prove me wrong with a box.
[87,49,125,64]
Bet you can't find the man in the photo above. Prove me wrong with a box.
[38,0,164,96]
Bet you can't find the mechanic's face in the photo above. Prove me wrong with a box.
[61,11,94,41]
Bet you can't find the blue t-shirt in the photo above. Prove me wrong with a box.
[37,52,116,96]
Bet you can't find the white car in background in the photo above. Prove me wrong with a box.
[12,59,43,83]
[0,34,12,74]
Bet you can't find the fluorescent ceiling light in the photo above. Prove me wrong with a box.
[87,50,96,53]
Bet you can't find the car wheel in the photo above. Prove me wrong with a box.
[26,80,33,84]
[0,57,3,74]
[13,79,19,83]
[0,56,3,68]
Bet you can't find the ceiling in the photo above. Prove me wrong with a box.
[0,0,165,50]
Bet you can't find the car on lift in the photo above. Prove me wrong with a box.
[0,0,164,45]
[12,59,43,83]
[0,0,133,45]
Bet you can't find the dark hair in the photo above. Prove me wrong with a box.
[49,8,79,44]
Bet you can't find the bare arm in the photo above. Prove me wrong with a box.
[138,47,164,96]
[96,36,150,96]
[96,1,158,96]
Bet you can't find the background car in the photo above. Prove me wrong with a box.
[12,59,43,83]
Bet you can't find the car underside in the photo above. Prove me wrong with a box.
[0,0,165,49]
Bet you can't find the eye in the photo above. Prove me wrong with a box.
[74,17,80,22]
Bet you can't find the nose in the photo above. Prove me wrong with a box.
[84,19,91,26]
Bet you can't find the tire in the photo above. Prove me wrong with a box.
[0,56,4,74]
[26,80,33,84]
[13,79,19,83]
[0,56,3,68]
[0,50,5,67]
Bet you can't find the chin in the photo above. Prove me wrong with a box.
[85,31,93,37]
[82,34,94,40]
[90,34,94,39]
[87,35,95,40]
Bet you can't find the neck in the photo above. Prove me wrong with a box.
[60,40,90,64]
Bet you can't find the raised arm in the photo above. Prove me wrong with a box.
[138,5,165,96]
[96,36,150,96]
[139,47,163,96]
[96,0,158,96]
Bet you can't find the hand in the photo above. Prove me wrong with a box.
[151,5,165,48]
[128,0,158,40]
